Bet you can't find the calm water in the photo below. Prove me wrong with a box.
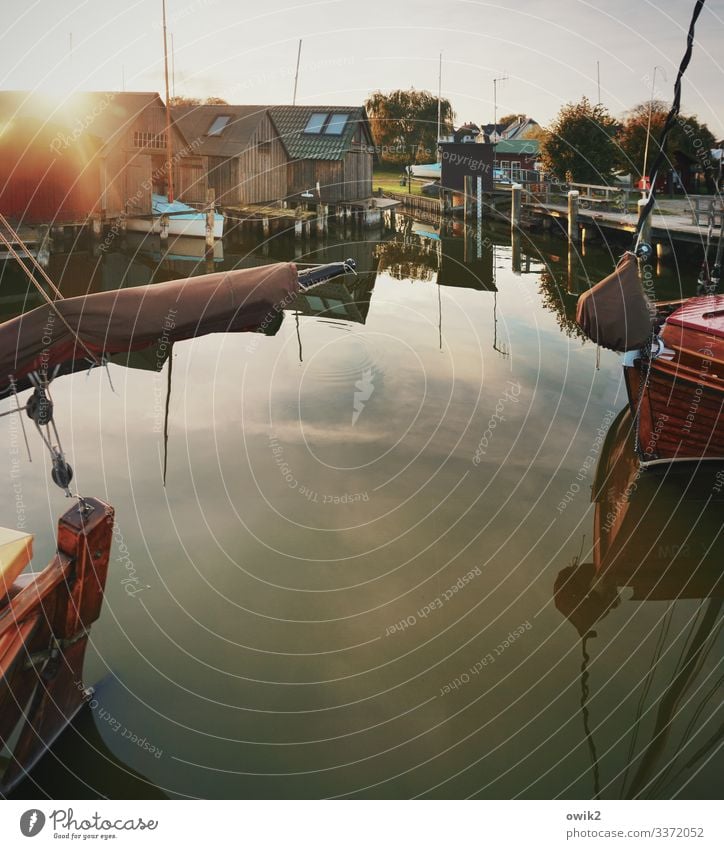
[2,218,721,799]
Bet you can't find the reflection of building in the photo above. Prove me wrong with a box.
[291,278,372,324]
[438,236,495,291]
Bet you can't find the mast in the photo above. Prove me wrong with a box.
[437,52,442,142]
[293,39,302,106]
[162,0,175,202]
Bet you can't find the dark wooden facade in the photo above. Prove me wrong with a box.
[439,142,494,194]
[269,106,374,204]
[0,92,205,226]
[172,106,287,207]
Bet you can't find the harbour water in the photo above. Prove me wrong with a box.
[2,219,721,799]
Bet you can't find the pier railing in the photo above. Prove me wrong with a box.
[520,180,635,213]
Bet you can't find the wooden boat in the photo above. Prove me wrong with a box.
[576,252,724,466]
[622,295,724,465]
[125,193,225,239]
[1,498,114,794]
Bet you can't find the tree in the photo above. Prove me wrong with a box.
[541,97,619,183]
[168,95,229,106]
[617,101,716,189]
[168,95,201,106]
[365,89,454,165]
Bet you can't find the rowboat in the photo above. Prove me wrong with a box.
[125,193,225,239]
[1,498,114,794]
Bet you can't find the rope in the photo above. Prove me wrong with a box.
[0,219,100,366]
[634,0,707,248]
[0,213,64,300]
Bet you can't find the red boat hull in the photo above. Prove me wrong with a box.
[0,498,113,793]
[625,295,724,464]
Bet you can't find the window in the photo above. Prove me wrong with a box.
[499,160,510,174]
[134,131,167,149]
[324,114,349,135]
[206,115,231,136]
[304,113,329,134]
[511,162,521,180]
[257,141,271,154]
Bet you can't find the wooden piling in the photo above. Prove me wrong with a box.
[205,188,215,257]
[511,183,522,234]
[637,197,652,247]
[464,176,473,220]
[568,190,579,243]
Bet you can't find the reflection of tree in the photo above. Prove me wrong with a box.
[375,238,439,282]
[538,269,587,340]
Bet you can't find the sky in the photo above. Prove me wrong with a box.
[1,0,723,135]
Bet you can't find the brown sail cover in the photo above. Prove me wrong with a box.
[575,252,653,351]
[0,262,298,390]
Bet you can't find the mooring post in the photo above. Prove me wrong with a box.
[568,190,579,243]
[511,183,522,236]
[464,175,473,221]
[37,225,51,268]
[205,188,215,257]
[637,197,652,247]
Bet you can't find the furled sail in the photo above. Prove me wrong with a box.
[0,263,299,396]
[575,252,654,352]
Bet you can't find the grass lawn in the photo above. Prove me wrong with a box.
[373,167,426,197]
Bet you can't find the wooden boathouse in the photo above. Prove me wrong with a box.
[268,105,374,203]
[171,104,287,206]
[0,91,206,228]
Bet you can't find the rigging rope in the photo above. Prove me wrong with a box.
[633,0,707,249]
[0,220,101,367]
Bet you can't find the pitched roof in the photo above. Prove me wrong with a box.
[171,104,269,157]
[0,91,172,146]
[267,105,369,161]
[494,138,540,155]
[502,117,540,140]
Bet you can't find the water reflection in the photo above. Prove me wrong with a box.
[2,216,720,800]
[555,408,723,799]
